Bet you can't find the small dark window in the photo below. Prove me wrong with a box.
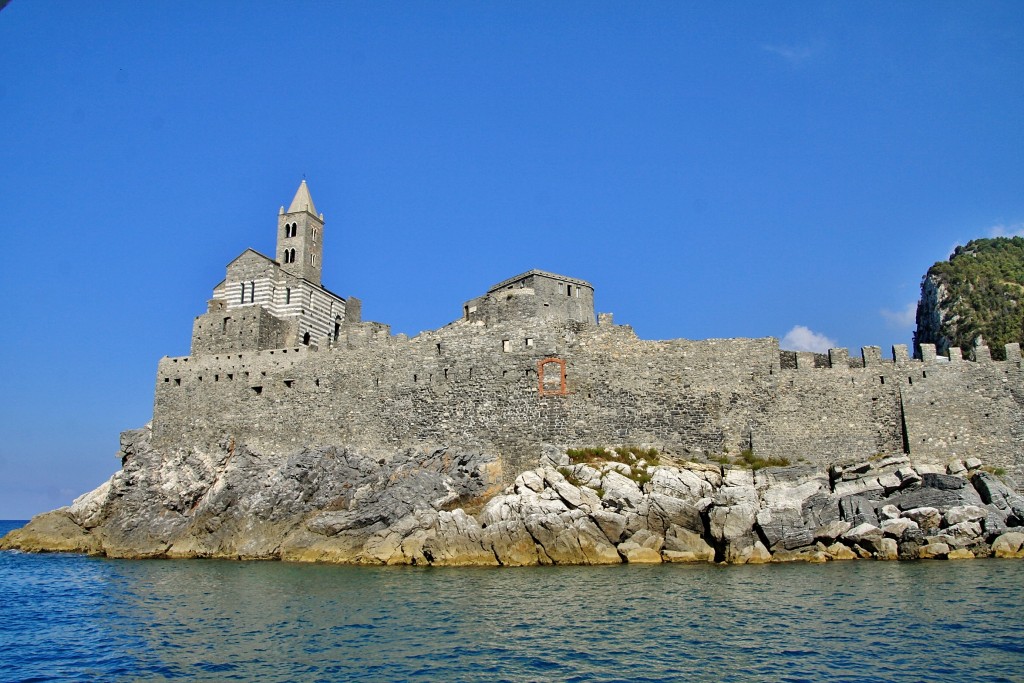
[284,380,293,388]
[567,284,573,297]
[286,287,291,304]
[880,376,885,384]
[163,377,169,383]
[436,343,442,355]
[250,281,255,303]
[174,378,181,386]
[240,283,246,303]
[303,332,311,345]
[252,386,263,395]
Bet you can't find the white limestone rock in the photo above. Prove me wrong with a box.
[992,532,1024,558]
[600,470,645,508]
[663,525,715,562]
[880,518,919,538]
[918,542,950,559]
[903,507,942,531]
[648,467,714,501]
[943,505,987,526]
[814,520,851,543]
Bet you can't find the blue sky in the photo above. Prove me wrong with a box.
[1,2,1022,518]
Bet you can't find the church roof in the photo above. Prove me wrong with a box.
[287,180,318,216]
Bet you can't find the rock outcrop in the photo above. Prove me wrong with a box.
[914,236,1024,357]
[3,428,1023,565]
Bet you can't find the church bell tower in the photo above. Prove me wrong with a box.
[277,180,324,285]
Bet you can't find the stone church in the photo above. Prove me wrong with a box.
[190,181,359,354]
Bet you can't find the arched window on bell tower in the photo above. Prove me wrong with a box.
[277,180,325,286]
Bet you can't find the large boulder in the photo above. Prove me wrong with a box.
[662,525,715,562]
[886,474,983,511]
[972,472,1024,523]
[992,532,1024,558]
[756,506,814,551]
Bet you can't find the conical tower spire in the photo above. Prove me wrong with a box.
[277,180,325,286]
[287,179,318,216]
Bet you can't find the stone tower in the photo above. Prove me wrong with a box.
[277,180,324,286]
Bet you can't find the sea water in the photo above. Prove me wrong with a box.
[1,520,1022,683]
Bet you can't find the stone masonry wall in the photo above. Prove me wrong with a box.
[153,318,1024,484]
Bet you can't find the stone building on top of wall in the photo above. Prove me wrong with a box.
[191,181,360,355]
[462,269,596,326]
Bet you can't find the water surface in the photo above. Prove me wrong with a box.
[2,520,1022,682]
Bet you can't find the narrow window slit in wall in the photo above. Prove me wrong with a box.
[907,376,913,385]
[502,339,510,352]
[436,343,442,355]
[922,371,928,378]
[414,374,418,383]
[879,376,885,384]
[444,369,449,380]
[214,375,219,382]
[314,378,320,387]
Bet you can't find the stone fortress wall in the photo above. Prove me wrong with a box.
[152,183,1024,481]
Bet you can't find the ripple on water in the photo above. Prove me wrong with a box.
[1,548,1023,682]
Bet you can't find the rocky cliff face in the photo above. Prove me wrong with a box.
[4,427,1024,564]
[915,237,1024,358]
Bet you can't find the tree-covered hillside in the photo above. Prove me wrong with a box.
[915,236,1024,360]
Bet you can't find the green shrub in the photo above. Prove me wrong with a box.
[566,445,659,466]
[730,448,791,470]
[566,446,613,463]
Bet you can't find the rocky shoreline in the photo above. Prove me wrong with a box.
[3,426,1024,565]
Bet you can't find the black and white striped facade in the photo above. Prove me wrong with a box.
[190,182,354,355]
